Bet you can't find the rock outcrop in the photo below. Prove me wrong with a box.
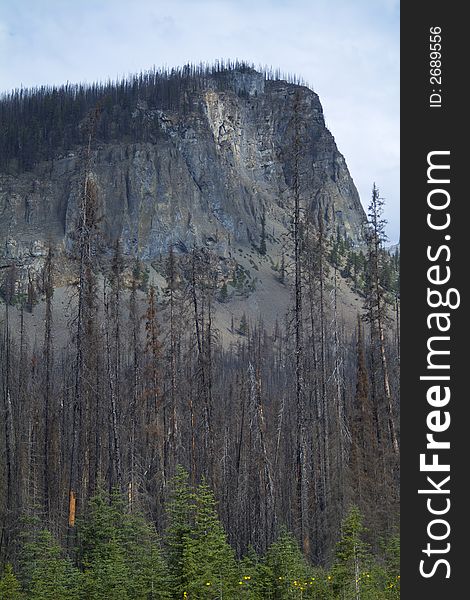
[1,70,365,272]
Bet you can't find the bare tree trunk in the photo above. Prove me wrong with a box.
[317,213,330,541]
[167,247,179,471]
[43,245,54,520]
[292,90,309,555]
[128,262,140,510]
[331,250,348,519]
[68,112,100,539]
[107,340,123,490]
[368,184,399,456]
[249,355,276,548]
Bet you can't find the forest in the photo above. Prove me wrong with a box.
[0,468,400,599]
[0,65,399,598]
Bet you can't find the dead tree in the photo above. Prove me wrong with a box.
[365,184,399,457]
[1,290,15,560]
[68,107,101,537]
[42,245,56,521]
[291,90,309,555]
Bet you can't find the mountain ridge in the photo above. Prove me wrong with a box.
[0,65,367,320]
[0,65,365,253]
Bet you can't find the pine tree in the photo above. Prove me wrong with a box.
[349,315,379,535]
[68,116,102,530]
[291,91,309,557]
[105,241,124,492]
[127,257,142,511]
[78,488,130,600]
[219,282,229,303]
[0,564,24,600]
[82,537,129,600]
[144,285,165,486]
[25,269,36,313]
[381,533,400,598]
[237,549,272,599]
[42,244,56,521]
[259,209,267,256]
[120,510,171,599]
[363,184,398,457]
[73,486,172,599]
[166,468,238,598]
[19,527,81,600]
[165,466,197,596]
[238,313,249,336]
[265,530,316,598]
[181,480,238,598]
[331,506,373,600]
[163,244,183,474]
[279,252,286,285]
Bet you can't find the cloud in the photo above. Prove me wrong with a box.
[0,0,399,241]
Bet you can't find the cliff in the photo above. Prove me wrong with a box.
[0,67,367,329]
[1,68,364,252]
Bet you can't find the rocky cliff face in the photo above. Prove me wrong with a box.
[0,70,365,276]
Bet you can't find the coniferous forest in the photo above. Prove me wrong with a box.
[0,65,399,598]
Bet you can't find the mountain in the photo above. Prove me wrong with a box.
[0,65,366,306]
[0,64,399,570]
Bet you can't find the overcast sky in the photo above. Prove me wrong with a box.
[0,0,400,242]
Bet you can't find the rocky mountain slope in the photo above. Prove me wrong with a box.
[0,65,367,328]
[0,68,400,569]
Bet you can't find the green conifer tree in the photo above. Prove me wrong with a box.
[78,487,171,599]
[0,564,24,600]
[181,480,238,598]
[166,468,239,598]
[238,313,249,336]
[78,488,130,600]
[219,282,229,303]
[265,530,322,599]
[259,209,267,256]
[237,548,271,599]
[19,528,81,600]
[331,506,374,600]
[380,533,400,598]
[121,510,171,599]
[166,466,197,596]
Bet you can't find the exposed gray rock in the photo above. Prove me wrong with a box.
[0,72,366,289]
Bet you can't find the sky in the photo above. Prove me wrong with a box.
[0,0,400,242]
